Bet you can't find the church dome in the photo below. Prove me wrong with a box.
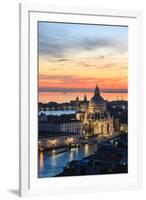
[89,84,106,112]
[90,95,105,107]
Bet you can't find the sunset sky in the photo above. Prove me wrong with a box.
[39,22,128,93]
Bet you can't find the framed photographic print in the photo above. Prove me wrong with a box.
[19,3,143,197]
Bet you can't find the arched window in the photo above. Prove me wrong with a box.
[101,124,104,134]
[107,124,110,134]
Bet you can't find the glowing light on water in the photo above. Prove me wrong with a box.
[84,144,89,156]
[39,152,44,172]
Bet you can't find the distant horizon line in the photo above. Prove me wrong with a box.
[39,88,128,93]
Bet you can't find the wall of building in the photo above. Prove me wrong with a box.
[39,122,60,133]
[39,134,79,149]
[60,122,83,134]
[93,120,113,136]
[39,121,83,135]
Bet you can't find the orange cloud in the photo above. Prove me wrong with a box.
[39,74,127,90]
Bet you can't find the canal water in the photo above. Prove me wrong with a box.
[39,109,75,116]
[38,144,97,178]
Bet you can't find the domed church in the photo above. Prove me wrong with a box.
[82,84,113,136]
[88,84,106,113]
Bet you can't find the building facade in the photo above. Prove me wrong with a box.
[39,120,83,135]
[60,121,83,135]
[76,84,113,136]
[39,132,79,150]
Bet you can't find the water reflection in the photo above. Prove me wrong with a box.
[39,152,44,172]
[38,144,97,178]
[84,144,89,157]
[75,147,79,154]
[51,151,57,167]
[69,150,74,161]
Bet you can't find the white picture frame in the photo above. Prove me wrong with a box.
[19,3,143,197]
